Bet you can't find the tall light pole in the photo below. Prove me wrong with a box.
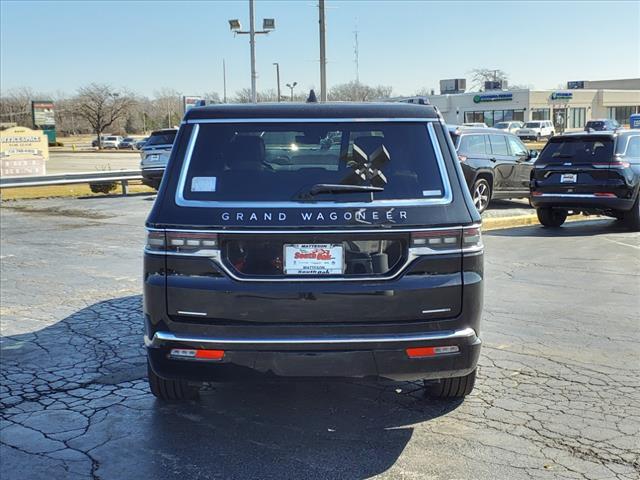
[223,59,227,103]
[273,63,281,102]
[319,0,327,102]
[286,82,297,101]
[229,1,276,103]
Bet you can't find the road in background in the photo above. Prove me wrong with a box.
[46,151,141,174]
[1,196,638,480]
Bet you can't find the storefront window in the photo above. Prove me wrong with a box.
[569,108,586,129]
[607,106,640,125]
[463,109,526,126]
[531,109,550,121]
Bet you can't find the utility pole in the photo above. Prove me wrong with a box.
[353,24,359,83]
[223,59,227,103]
[319,0,327,102]
[273,63,281,102]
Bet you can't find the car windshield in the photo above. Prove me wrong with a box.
[494,123,508,129]
[586,121,605,129]
[524,122,540,128]
[105,136,117,141]
[146,131,177,147]
[538,137,614,163]
[181,122,445,203]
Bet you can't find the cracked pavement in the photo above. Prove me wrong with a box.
[1,195,639,479]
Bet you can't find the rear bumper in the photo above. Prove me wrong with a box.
[146,327,481,382]
[141,168,165,186]
[530,193,635,211]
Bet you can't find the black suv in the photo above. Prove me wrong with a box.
[143,103,484,401]
[449,126,538,213]
[530,131,640,230]
[584,119,622,132]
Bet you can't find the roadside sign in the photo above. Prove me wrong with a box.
[183,96,203,113]
[31,100,56,143]
[0,126,49,177]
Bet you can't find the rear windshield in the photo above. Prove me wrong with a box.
[146,131,177,147]
[524,122,540,128]
[181,122,445,203]
[586,121,604,129]
[494,122,508,129]
[538,137,614,163]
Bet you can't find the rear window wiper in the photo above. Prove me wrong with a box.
[309,183,384,196]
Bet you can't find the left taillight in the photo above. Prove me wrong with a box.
[145,230,166,253]
[145,230,219,255]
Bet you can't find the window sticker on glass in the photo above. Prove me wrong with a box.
[191,176,217,192]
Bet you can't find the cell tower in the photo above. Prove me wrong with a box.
[353,22,359,83]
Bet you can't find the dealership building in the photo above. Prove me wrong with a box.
[420,78,640,131]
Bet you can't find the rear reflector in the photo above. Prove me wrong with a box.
[170,348,224,361]
[406,345,460,358]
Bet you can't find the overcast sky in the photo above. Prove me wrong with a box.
[1,0,639,98]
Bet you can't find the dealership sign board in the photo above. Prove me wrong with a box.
[473,92,513,103]
[550,92,573,101]
[183,96,203,113]
[31,100,56,143]
[0,126,48,176]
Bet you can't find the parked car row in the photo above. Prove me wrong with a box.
[91,135,148,149]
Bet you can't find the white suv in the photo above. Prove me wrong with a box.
[517,121,554,141]
[101,136,123,149]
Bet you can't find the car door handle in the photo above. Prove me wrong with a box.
[489,157,497,162]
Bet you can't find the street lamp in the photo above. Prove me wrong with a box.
[273,63,281,102]
[228,0,276,103]
[286,82,297,102]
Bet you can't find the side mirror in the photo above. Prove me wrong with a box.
[529,150,539,159]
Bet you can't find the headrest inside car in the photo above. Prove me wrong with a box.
[228,135,266,171]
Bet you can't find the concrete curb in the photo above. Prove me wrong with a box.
[483,214,539,231]
[482,213,603,231]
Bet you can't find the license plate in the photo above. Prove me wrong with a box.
[148,154,159,161]
[283,243,344,275]
[561,173,577,183]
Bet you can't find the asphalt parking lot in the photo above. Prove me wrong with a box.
[1,195,638,480]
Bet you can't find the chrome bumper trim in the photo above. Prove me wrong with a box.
[145,327,477,348]
[533,193,606,199]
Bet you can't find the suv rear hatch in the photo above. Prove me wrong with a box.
[157,120,475,324]
[531,135,623,196]
[140,129,177,169]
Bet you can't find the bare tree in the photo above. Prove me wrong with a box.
[0,87,37,127]
[233,88,281,103]
[328,81,393,102]
[74,83,136,147]
[468,68,508,91]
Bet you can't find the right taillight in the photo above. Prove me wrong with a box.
[409,226,482,254]
[462,226,483,251]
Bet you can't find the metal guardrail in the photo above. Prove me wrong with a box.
[0,170,144,195]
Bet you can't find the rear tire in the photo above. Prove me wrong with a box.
[148,360,200,402]
[537,207,567,227]
[426,369,476,399]
[471,178,491,214]
[623,194,640,231]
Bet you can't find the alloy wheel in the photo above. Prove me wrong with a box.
[473,181,490,212]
